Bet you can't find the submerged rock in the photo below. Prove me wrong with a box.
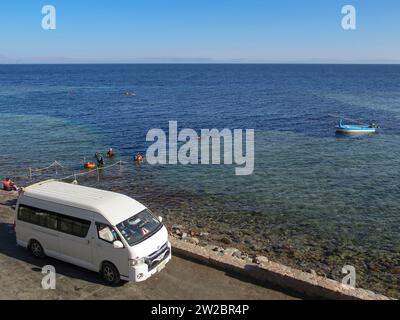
[220,237,232,245]
[391,266,400,274]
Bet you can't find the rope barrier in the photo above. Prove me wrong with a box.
[53,160,127,184]
[3,159,128,186]
[29,161,65,180]
[29,161,64,173]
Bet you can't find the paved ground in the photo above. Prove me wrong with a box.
[0,191,297,300]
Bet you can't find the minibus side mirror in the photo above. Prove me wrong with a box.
[113,240,124,249]
[158,216,163,223]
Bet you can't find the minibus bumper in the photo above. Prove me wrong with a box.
[128,244,172,282]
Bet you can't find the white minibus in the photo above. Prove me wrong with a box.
[15,180,171,285]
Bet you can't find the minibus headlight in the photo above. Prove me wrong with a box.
[129,258,145,267]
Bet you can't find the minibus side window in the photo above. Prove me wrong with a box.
[18,206,57,230]
[41,211,58,230]
[96,223,119,243]
[59,214,91,238]
[18,206,33,223]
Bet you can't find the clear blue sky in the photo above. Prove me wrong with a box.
[0,0,399,62]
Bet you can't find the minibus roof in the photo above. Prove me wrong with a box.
[20,180,146,225]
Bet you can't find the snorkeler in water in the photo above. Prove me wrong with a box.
[107,148,115,158]
[134,152,144,162]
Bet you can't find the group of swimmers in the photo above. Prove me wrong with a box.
[92,148,144,167]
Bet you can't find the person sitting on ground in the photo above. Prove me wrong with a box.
[95,153,105,166]
[107,148,115,158]
[1,178,19,192]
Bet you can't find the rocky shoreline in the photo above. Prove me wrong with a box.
[168,224,270,265]
[160,214,399,300]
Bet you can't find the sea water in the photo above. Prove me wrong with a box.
[0,64,399,297]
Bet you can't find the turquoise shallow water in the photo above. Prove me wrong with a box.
[0,64,399,296]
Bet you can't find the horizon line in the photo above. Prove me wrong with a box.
[1,62,400,65]
[1,55,400,65]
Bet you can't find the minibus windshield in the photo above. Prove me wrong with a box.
[116,209,162,246]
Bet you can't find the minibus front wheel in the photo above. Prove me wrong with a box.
[29,240,45,258]
[101,262,120,285]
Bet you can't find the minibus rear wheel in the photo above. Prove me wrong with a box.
[101,262,120,285]
[29,240,45,258]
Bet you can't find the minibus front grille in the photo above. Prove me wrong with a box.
[145,243,170,271]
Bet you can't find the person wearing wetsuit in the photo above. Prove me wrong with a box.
[95,153,105,166]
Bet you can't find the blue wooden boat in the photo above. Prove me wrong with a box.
[336,120,378,134]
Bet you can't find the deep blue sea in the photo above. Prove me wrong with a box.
[0,64,399,297]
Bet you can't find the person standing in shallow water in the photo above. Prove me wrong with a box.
[95,153,105,166]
